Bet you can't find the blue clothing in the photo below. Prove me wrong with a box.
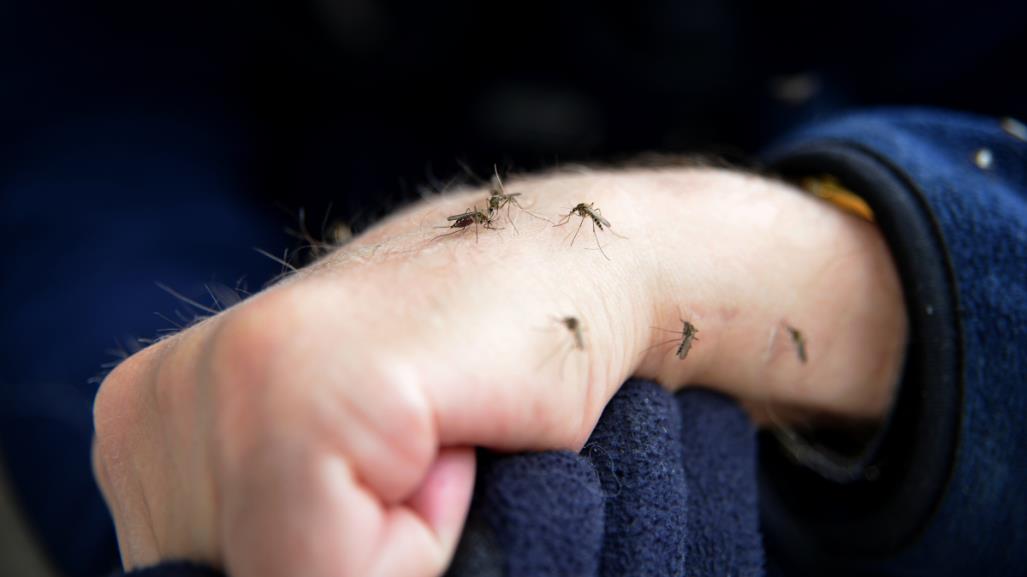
[761,109,1027,576]
[1,108,1024,576]
[443,383,762,577]
[0,116,284,577]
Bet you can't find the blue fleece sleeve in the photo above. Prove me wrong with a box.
[760,109,1027,577]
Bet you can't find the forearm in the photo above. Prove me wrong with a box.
[303,166,907,429]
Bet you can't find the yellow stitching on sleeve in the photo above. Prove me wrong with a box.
[800,175,875,222]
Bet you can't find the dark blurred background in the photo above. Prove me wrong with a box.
[1,1,1025,575]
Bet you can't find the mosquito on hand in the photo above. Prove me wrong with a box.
[645,318,699,361]
[535,314,588,376]
[487,168,550,232]
[433,205,498,242]
[559,316,586,351]
[554,202,621,260]
[785,325,808,364]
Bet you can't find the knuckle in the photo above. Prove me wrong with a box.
[91,346,161,497]
[201,289,304,461]
[203,284,440,495]
[93,347,152,444]
[205,287,306,395]
[371,363,436,467]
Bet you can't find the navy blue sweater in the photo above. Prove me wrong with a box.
[2,109,1025,576]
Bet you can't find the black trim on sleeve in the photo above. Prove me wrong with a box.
[758,141,964,570]
[124,561,224,577]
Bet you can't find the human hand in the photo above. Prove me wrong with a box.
[92,167,906,576]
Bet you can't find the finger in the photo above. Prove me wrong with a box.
[92,350,167,570]
[222,438,381,577]
[404,447,476,554]
[223,439,475,577]
[366,447,476,577]
[326,362,438,505]
[211,291,437,506]
[91,437,158,569]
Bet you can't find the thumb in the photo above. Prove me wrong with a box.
[222,439,475,577]
[366,447,477,577]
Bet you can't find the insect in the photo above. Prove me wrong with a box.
[433,205,498,242]
[486,169,550,231]
[559,316,586,351]
[785,325,808,364]
[673,321,699,359]
[281,205,354,264]
[325,221,353,246]
[554,202,617,260]
[535,314,588,375]
[646,318,699,360]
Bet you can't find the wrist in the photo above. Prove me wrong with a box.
[628,169,907,422]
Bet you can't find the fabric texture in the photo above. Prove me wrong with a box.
[445,382,763,577]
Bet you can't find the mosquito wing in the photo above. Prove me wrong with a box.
[447,209,476,222]
[591,209,612,229]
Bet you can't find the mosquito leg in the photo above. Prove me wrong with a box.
[641,337,680,355]
[507,203,519,234]
[593,221,611,260]
[570,215,585,246]
[524,208,553,224]
[430,227,467,242]
[558,340,579,378]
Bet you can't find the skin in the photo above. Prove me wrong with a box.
[92,167,907,577]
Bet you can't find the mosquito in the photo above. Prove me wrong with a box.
[535,314,588,374]
[554,202,619,260]
[785,325,808,364]
[486,168,550,232]
[646,318,699,360]
[433,205,497,242]
[559,316,586,351]
[282,204,353,264]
